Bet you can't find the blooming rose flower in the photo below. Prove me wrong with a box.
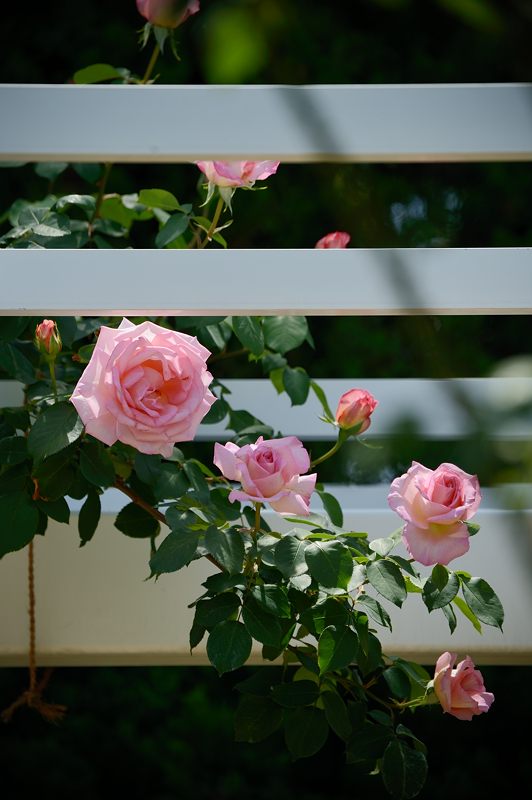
[433,651,494,721]
[35,319,61,358]
[213,436,316,515]
[71,318,216,457]
[387,461,481,566]
[137,0,200,29]
[335,388,377,433]
[196,161,280,189]
[315,231,351,249]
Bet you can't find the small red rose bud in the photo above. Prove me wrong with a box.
[35,319,62,360]
[335,388,377,434]
[136,0,200,29]
[315,231,351,249]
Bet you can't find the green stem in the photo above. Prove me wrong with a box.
[254,502,262,533]
[141,42,161,84]
[89,161,113,230]
[198,197,225,249]
[310,438,342,469]
[48,360,58,400]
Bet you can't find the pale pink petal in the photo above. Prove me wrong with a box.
[402,521,470,566]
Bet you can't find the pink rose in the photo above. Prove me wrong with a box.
[196,161,280,189]
[315,232,351,249]
[213,436,317,515]
[433,651,494,721]
[71,318,216,457]
[137,0,200,29]
[335,388,377,433]
[387,461,481,566]
[35,319,61,358]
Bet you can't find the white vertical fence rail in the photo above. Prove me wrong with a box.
[0,84,531,665]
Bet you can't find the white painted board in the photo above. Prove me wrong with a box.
[1,84,532,163]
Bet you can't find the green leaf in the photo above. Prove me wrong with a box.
[310,380,335,420]
[461,576,504,630]
[36,497,70,524]
[155,213,189,248]
[73,164,103,183]
[204,526,245,574]
[382,739,428,800]
[452,596,482,633]
[366,559,407,608]
[251,584,291,618]
[357,632,384,677]
[274,535,308,579]
[0,317,30,341]
[115,502,160,539]
[78,490,101,546]
[383,667,411,700]
[232,317,264,356]
[466,522,480,536]
[242,597,293,648]
[234,694,283,743]
[284,707,328,760]
[80,438,116,488]
[34,162,68,181]
[305,540,353,589]
[0,492,38,557]
[207,620,252,675]
[183,461,209,504]
[263,316,309,354]
[138,189,181,211]
[73,63,122,84]
[55,194,96,216]
[357,595,392,630]
[282,366,310,406]
[318,625,358,673]
[0,435,28,466]
[33,448,75,501]
[441,602,457,633]
[149,528,200,574]
[272,681,319,708]
[0,342,35,384]
[300,598,351,638]
[346,721,393,764]
[422,565,459,611]
[195,592,240,629]
[318,490,343,527]
[322,691,352,741]
[28,402,83,462]
[235,667,280,696]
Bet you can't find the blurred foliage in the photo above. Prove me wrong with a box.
[0,665,529,799]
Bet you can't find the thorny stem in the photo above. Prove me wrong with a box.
[254,502,262,534]
[113,478,224,572]
[208,347,248,365]
[198,197,225,248]
[89,161,113,234]
[48,360,58,400]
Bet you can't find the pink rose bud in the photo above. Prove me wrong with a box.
[35,319,62,359]
[71,318,216,457]
[213,435,317,515]
[433,651,494,721]
[387,461,481,566]
[335,388,378,434]
[196,161,280,189]
[315,232,351,249]
[136,0,200,29]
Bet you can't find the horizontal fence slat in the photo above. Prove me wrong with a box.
[1,248,531,316]
[1,84,532,163]
[1,488,530,666]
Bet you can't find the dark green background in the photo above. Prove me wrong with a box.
[1,1,530,796]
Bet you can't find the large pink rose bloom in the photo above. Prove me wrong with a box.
[137,0,200,29]
[214,436,316,515]
[315,231,351,249]
[434,651,494,721]
[196,161,280,189]
[71,318,216,457]
[387,461,481,566]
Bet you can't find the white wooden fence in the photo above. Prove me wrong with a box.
[0,83,531,666]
